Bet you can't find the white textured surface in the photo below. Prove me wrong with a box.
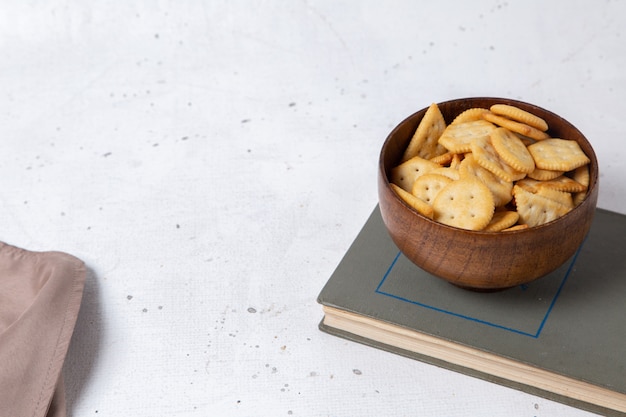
[1,1,624,416]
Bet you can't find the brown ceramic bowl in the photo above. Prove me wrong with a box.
[378,97,599,290]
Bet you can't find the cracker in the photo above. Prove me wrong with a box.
[570,165,590,188]
[394,101,594,231]
[459,154,513,207]
[429,151,455,166]
[431,166,461,181]
[501,224,529,232]
[449,153,463,170]
[483,210,520,232]
[483,111,550,140]
[527,138,590,171]
[538,175,587,193]
[411,173,453,205]
[514,132,537,146]
[514,177,544,193]
[513,185,572,227]
[527,167,564,181]
[535,187,574,209]
[438,120,496,154]
[390,156,440,192]
[573,191,588,207]
[450,107,490,125]
[570,165,590,207]
[390,183,434,219]
[490,127,535,173]
[470,135,526,182]
[402,103,447,161]
[516,176,585,194]
[432,177,495,231]
[490,104,549,131]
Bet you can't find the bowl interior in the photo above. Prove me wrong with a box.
[378,97,599,289]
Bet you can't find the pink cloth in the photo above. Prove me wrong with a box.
[0,242,85,417]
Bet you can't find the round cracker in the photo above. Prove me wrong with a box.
[411,173,453,205]
[391,183,434,219]
[483,112,550,141]
[450,107,490,125]
[490,127,535,174]
[470,135,526,183]
[432,177,495,231]
[483,210,520,232]
[527,167,564,181]
[501,224,529,232]
[490,104,549,131]
[429,151,455,166]
[459,154,513,207]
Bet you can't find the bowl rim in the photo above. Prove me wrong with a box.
[379,96,599,235]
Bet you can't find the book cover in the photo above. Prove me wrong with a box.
[317,206,626,416]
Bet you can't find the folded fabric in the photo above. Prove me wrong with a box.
[0,242,86,417]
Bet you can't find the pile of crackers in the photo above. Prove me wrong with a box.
[390,103,591,231]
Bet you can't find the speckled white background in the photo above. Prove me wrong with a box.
[1,1,624,416]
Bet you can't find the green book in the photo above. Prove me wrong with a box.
[317,206,626,417]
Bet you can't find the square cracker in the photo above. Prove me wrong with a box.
[470,135,526,182]
[432,176,495,231]
[513,185,572,227]
[527,138,590,171]
[438,119,496,154]
[483,210,520,232]
[390,156,440,192]
[571,165,590,188]
[516,176,586,193]
[539,175,587,193]
[535,187,574,209]
[402,103,447,162]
